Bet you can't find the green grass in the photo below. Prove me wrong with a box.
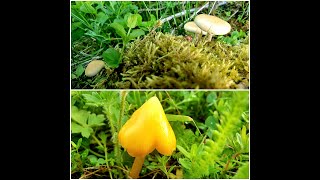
[71,90,249,179]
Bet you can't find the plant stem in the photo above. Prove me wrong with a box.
[119,90,128,130]
[92,135,104,149]
[92,134,113,178]
[129,156,146,178]
[171,6,177,26]
[142,1,151,17]
[86,147,105,158]
[116,90,128,166]
[105,146,113,179]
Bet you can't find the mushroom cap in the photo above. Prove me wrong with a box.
[184,21,207,35]
[194,14,231,35]
[118,96,176,157]
[85,60,105,77]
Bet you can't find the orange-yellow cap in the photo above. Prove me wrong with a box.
[118,96,176,157]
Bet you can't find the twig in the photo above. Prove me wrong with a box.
[209,1,217,15]
[139,169,162,178]
[159,4,205,24]
[80,169,101,179]
[113,165,130,173]
[189,2,210,21]
[152,172,158,179]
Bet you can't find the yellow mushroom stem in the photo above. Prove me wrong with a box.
[129,156,146,179]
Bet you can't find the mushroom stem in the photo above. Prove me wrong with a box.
[207,33,214,42]
[129,156,146,179]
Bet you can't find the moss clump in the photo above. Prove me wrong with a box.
[113,31,248,89]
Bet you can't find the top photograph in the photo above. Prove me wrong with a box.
[71,1,249,89]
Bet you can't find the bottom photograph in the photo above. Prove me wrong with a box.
[71,90,249,179]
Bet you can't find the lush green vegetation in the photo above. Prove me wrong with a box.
[71,1,249,89]
[71,90,249,178]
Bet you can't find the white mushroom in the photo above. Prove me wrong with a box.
[184,21,207,43]
[85,60,105,77]
[184,21,207,35]
[194,14,231,42]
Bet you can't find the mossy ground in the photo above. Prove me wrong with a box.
[77,31,248,89]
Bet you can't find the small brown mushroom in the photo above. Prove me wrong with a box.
[85,60,105,77]
[194,14,231,42]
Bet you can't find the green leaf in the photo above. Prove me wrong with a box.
[81,149,89,159]
[88,114,105,126]
[168,165,176,173]
[178,158,191,170]
[128,29,145,41]
[71,8,93,30]
[241,125,248,143]
[110,22,127,39]
[150,14,156,21]
[113,18,126,27]
[206,92,217,105]
[71,106,95,138]
[167,114,201,135]
[96,12,109,24]
[71,22,82,31]
[136,14,143,26]
[71,74,77,80]
[236,133,243,148]
[102,48,121,68]
[71,1,83,9]
[139,14,156,27]
[75,65,84,77]
[177,145,190,159]
[205,116,217,130]
[231,31,239,38]
[97,158,106,165]
[233,162,249,179]
[77,138,83,149]
[71,124,92,138]
[87,155,98,165]
[81,127,93,138]
[127,14,140,28]
[71,106,89,125]
[71,141,77,149]
[80,2,97,14]
[190,144,198,157]
[71,122,83,133]
[166,114,193,122]
[82,93,102,104]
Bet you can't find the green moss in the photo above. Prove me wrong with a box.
[96,31,249,89]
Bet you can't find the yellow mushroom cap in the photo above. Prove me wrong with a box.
[184,21,207,35]
[118,96,176,157]
[194,14,231,35]
[85,60,105,77]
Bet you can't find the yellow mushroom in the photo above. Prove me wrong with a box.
[118,96,176,178]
